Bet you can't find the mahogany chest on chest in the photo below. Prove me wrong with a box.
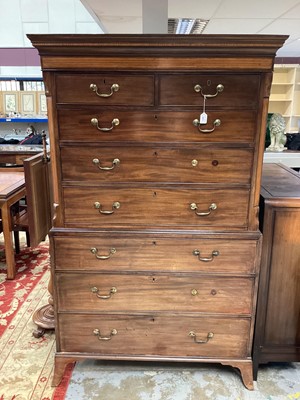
[28,34,286,389]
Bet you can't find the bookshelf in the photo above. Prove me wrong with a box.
[269,65,300,133]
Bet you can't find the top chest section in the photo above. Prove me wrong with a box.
[55,72,260,109]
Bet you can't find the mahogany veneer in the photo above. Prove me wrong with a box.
[28,34,287,390]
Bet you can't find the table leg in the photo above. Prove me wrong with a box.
[1,203,16,279]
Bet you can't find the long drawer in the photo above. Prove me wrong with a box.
[57,313,251,358]
[60,146,253,184]
[159,74,260,107]
[56,74,154,105]
[53,235,259,274]
[56,273,253,314]
[57,109,257,143]
[62,187,250,229]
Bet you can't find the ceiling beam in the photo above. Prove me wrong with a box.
[142,0,168,33]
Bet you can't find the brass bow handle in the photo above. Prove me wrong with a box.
[93,158,120,170]
[94,201,120,214]
[189,331,214,344]
[91,117,120,131]
[93,328,118,341]
[190,202,217,216]
[194,83,224,98]
[193,118,221,133]
[90,247,116,260]
[90,83,119,97]
[91,286,117,299]
[193,249,219,262]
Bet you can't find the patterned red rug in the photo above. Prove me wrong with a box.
[0,241,73,399]
[0,243,49,335]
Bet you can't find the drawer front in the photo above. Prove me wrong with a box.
[159,74,260,107]
[58,109,257,143]
[56,74,154,105]
[63,187,250,229]
[57,313,250,358]
[60,146,253,184]
[53,235,258,274]
[56,273,253,314]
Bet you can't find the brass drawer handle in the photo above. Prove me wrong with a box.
[91,286,117,299]
[91,117,120,132]
[90,247,116,260]
[190,202,217,216]
[192,118,221,133]
[94,201,121,214]
[193,249,219,262]
[93,328,118,340]
[189,331,214,344]
[90,83,119,97]
[93,158,120,170]
[194,83,224,98]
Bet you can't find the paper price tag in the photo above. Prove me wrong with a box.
[200,112,208,124]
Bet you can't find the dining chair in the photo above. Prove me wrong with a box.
[11,151,51,252]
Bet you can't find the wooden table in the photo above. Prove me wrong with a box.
[0,170,26,279]
[264,150,300,168]
[0,145,44,166]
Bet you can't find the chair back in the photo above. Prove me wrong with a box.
[23,152,52,247]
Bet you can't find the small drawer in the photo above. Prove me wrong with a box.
[56,74,154,105]
[53,234,258,274]
[58,109,257,144]
[62,187,250,230]
[60,146,253,185]
[56,273,253,314]
[159,74,260,107]
[57,313,251,359]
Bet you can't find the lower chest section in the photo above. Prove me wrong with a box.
[53,231,260,359]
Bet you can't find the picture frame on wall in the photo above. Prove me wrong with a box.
[3,92,18,113]
[21,92,36,114]
[38,92,47,114]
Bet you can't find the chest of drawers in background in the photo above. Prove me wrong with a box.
[253,163,300,379]
[28,34,287,390]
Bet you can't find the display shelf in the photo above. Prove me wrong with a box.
[269,99,292,101]
[0,116,48,141]
[271,66,295,84]
[269,65,300,132]
[0,117,48,123]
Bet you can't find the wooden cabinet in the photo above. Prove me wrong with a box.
[253,163,300,379]
[28,34,287,390]
[268,65,300,133]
